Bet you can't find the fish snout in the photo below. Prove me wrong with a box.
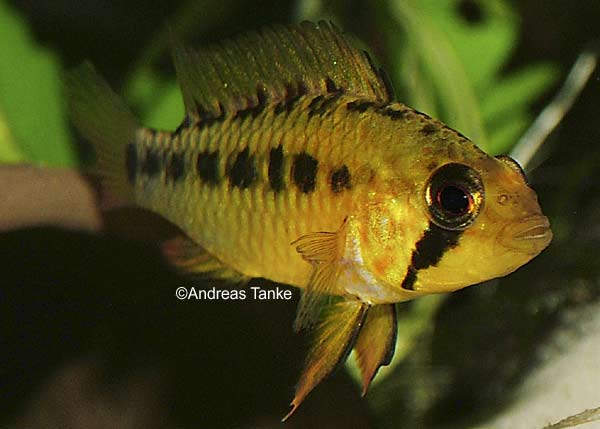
[498,215,553,255]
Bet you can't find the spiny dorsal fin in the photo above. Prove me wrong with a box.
[172,21,393,123]
[353,303,397,395]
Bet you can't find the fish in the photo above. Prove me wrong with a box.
[65,20,553,420]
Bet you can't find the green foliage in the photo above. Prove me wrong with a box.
[385,0,557,154]
[0,0,556,165]
[0,1,74,166]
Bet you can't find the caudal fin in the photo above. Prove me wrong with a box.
[65,62,139,201]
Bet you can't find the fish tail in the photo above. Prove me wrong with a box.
[65,62,139,202]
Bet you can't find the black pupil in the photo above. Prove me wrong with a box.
[438,185,470,215]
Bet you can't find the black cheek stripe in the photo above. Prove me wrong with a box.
[401,222,462,290]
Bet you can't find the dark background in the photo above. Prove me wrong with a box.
[2,1,599,428]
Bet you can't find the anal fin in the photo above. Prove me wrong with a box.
[283,300,369,421]
[353,304,397,395]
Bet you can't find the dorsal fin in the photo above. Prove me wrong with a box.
[172,21,393,123]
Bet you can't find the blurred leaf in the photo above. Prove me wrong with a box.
[482,64,558,154]
[386,0,556,155]
[390,0,489,147]
[125,69,184,130]
[0,105,23,162]
[423,0,517,92]
[143,82,184,131]
[0,1,74,166]
[482,65,557,123]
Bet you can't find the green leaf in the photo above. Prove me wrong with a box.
[0,104,24,162]
[143,82,185,131]
[390,0,489,148]
[483,64,558,154]
[125,69,184,130]
[0,1,74,166]
[386,0,557,155]
[421,0,517,92]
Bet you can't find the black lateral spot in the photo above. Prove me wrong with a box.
[196,150,220,184]
[228,147,257,189]
[268,145,285,192]
[141,148,161,178]
[401,222,462,290]
[125,143,137,184]
[420,123,438,136]
[292,152,318,193]
[330,165,352,193]
[166,152,185,182]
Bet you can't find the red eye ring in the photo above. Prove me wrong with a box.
[425,163,484,231]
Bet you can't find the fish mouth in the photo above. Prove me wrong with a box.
[499,215,553,255]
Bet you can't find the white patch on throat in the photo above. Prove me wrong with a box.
[341,235,394,304]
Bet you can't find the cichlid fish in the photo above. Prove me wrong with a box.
[66,21,552,419]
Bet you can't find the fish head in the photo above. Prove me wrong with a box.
[409,153,552,293]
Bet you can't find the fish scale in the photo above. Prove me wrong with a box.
[133,94,369,286]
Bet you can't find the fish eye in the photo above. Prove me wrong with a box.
[436,184,472,216]
[426,163,484,230]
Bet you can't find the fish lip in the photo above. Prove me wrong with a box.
[513,216,552,241]
[499,215,553,254]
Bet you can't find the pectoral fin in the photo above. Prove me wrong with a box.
[291,219,348,331]
[353,303,397,395]
[283,300,368,421]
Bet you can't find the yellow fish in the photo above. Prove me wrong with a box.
[66,21,552,419]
